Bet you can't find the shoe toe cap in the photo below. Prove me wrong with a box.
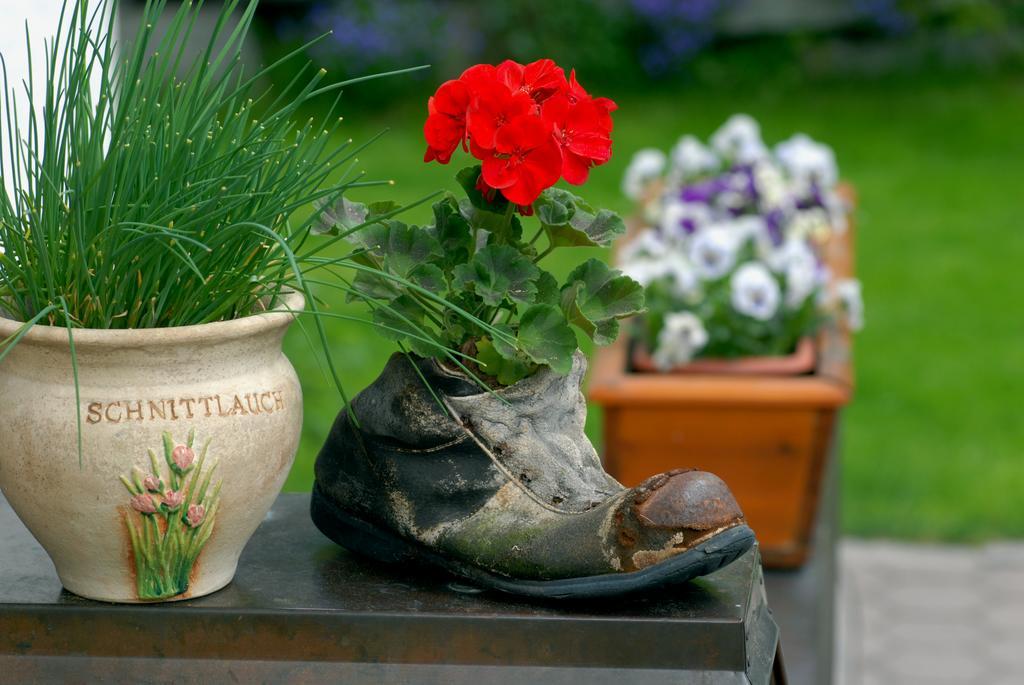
[632,469,744,531]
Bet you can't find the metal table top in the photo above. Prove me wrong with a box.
[1,492,781,684]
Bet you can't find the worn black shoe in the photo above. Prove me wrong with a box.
[311,351,756,599]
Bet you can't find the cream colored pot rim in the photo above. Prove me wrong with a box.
[0,290,304,350]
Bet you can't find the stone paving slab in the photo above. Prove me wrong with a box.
[836,539,1024,685]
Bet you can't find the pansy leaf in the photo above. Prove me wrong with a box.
[561,259,645,344]
[452,244,539,307]
[517,304,576,374]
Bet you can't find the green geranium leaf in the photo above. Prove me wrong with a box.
[312,196,367,235]
[452,244,539,307]
[457,165,507,213]
[518,304,576,374]
[384,223,443,279]
[366,201,401,219]
[568,208,626,246]
[349,269,401,301]
[371,295,425,341]
[372,297,445,357]
[349,221,391,257]
[458,198,523,238]
[535,190,572,226]
[535,188,625,247]
[476,337,536,385]
[489,324,519,359]
[534,270,561,306]
[594,319,620,346]
[409,263,447,295]
[430,195,473,268]
[561,259,645,344]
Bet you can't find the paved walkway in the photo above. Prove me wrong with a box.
[835,540,1024,685]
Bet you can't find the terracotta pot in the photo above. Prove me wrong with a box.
[0,292,304,602]
[632,337,818,376]
[591,194,857,568]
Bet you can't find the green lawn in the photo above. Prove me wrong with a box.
[281,73,1024,542]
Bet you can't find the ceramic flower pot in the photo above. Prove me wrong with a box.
[0,292,304,602]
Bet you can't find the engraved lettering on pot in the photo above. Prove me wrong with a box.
[82,392,286,425]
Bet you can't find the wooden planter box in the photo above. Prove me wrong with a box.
[590,204,856,568]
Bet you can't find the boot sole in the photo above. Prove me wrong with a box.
[311,485,757,600]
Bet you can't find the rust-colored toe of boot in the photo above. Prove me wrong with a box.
[633,469,745,533]
[610,469,748,573]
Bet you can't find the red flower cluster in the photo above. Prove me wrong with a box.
[424,59,616,206]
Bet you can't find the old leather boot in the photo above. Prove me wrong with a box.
[311,351,755,599]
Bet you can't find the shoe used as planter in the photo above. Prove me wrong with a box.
[311,351,755,599]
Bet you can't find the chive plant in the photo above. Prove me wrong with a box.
[0,0,504,402]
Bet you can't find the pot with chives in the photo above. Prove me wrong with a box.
[0,0,419,601]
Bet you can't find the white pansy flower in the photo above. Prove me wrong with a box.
[688,226,740,280]
[669,135,719,180]
[666,258,699,298]
[622,148,667,201]
[652,311,709,370]
[767,237,817,273]
[620,251,699,299]
[775,133,838,188]
[735,137,769,165]
[732,215,768,243]
[620,256,673,287]
[836,278,864,331]
[730,262,781,321]
[659,198,713,236]
[788,207,832,242]
[619,228,666,263]
[784,259,820,308]
[711,114,768,164]
[752,160,790,212]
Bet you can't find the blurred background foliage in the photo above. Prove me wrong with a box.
[123,0,1023,541]
[261,0,1024,104]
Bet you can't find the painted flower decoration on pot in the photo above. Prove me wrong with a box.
[619,114,863,368]
[171,444,196,474]
[119,428,221,601]
[314,59,644,387]
[185,504,207,529]
[161,490,186,512]
[129,494,159,516]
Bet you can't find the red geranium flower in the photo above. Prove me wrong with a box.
[459,63,499,89]
[480,114,563,206]
[424,79,473,163]
[542,93,616,185]
[496,59,568,105]
[466,79,535,150]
